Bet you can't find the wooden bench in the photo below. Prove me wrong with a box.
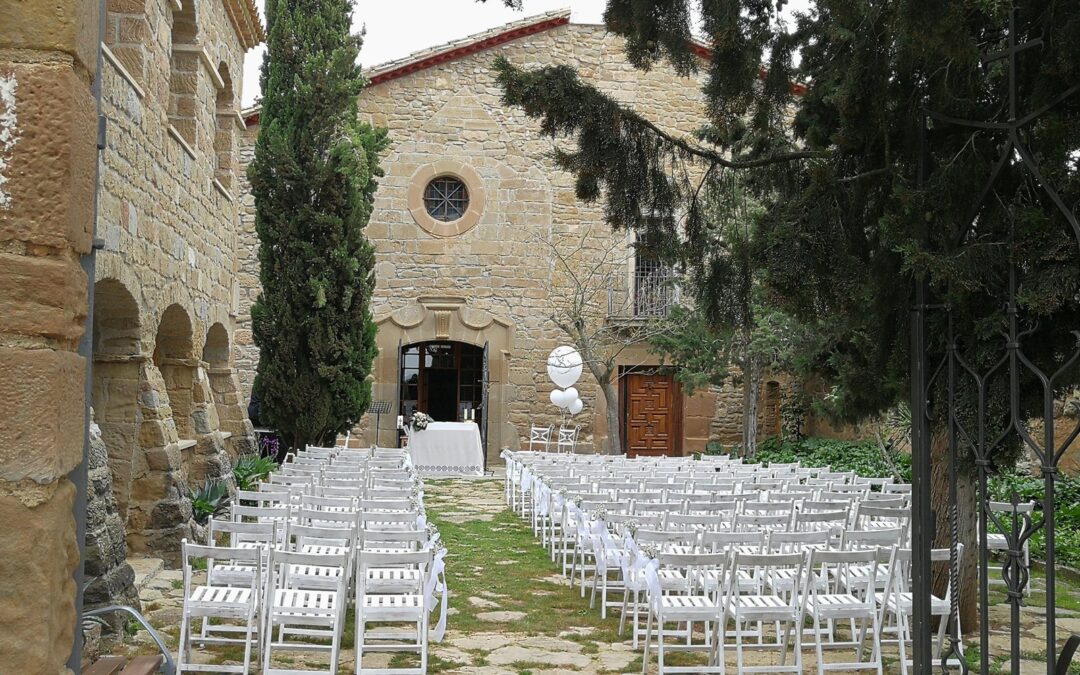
[82,654,164,675]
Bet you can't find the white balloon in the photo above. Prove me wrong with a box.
[569,398,584,415]
[563,386,579,403]
[549,389,562,407]
[547,346,583,388]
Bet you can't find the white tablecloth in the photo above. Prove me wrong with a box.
[406,422,484,476]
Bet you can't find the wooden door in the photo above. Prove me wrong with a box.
[623,371,680,457]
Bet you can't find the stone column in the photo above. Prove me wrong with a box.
[127,360,193,560]
[208,366,258,457]
[189,360,232,482]
[0,0,99,669]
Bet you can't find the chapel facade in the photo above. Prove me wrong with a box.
[237,11,784,465]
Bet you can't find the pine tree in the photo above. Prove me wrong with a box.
[249,0,387,450]
[494,0,1080,627]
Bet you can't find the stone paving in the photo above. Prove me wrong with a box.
[100,476,1080,674]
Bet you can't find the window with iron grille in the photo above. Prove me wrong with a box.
[423,177,470,222]
[634,251,677,317]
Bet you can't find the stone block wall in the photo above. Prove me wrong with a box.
[93,0,258,557]
[0,0,98,668]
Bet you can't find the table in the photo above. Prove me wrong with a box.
[406,422,484,476]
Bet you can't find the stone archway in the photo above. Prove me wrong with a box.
[153,304,230,484]
[92,279,143,523]
[372,297,513,466]
[124,304,195,556]
[87,279,142,617]
[203,322,256,457]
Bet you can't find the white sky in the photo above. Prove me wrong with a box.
[241,0,812,108]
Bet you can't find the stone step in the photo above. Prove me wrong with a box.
[128,557,165,593]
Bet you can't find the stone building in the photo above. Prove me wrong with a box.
[1,0,262,667]
[93,0,262,562]
[238,10,788,464]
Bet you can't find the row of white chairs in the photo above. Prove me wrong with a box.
[177,446,447,675]
[502,451,971,675]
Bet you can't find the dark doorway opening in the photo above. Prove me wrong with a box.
[398,341,484,426]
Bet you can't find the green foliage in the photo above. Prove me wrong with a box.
[188,479,230,525]
[989,469,1080,568]
[249,0,388,450]
[495,0,1080,453]
[233,455,278,491]
[752,436,912,482]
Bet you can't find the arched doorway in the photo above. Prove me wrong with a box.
[399,341,484,427]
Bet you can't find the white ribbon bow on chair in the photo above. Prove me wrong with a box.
[424,547,449,642]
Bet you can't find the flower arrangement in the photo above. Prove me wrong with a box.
[591,505,609,522]
[409,412,433,431]
[640,543,660,560]
[625,519,641,537]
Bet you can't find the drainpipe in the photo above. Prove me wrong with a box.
[68,0,107,668]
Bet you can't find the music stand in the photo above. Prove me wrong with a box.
[368,401,392,447]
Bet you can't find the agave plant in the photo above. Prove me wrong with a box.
[233,454,278,491]
[188,478,230,524]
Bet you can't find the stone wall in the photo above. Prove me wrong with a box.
[0,0,98,668]
[85,414,141,630]
[94,0,258,557]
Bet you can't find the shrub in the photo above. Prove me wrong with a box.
[744,436,1080,567]
[233,454,278,491]
[752,436,912,481]
[188,478,230,524]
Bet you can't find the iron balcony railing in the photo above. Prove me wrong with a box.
[608,264,681,319]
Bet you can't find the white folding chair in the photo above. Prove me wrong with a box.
[876,545,965,675]
[355,548,438,675]
[801,549,884,674]
[177,540,262,675]
[263,548,350,675]
[723,551,805,674]
[641,551,728,674]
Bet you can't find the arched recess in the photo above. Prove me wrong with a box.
[168,1,200,148]
[91,279,143,526]
[761,379,783,438]
[154,304,197,441]
[203,323,257,457]
[214,63,235,189]
[154,305,231,483]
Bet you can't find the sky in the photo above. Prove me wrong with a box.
[241,0,812,108]
[241,0,607,107]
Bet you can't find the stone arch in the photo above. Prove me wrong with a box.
[202,322,257,457]
[154,303,196,441]
[214,62,235,189]
[168,0,200,148]
[91,279,143,526]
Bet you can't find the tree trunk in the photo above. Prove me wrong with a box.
[602,379,622,454]
[929,430,980,632]
[741,357,761,458]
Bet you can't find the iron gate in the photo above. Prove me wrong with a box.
[909,8,1080,674]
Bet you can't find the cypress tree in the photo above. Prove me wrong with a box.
[249,0,387,450]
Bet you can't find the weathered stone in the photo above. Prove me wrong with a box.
[0,347,85,482]
[0,480,79,674]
